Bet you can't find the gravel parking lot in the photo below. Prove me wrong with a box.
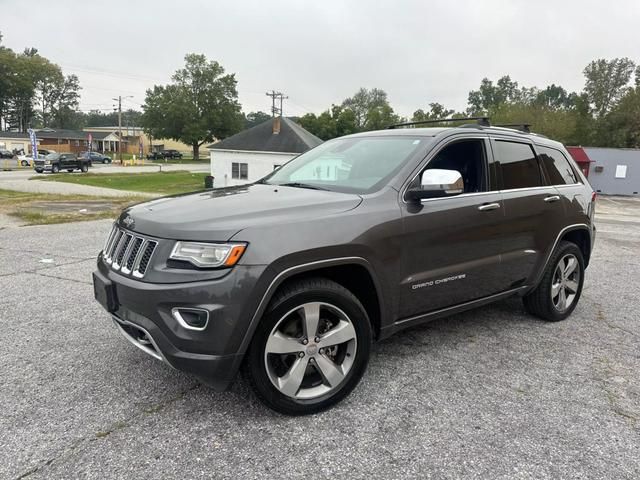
[1,197,639,479]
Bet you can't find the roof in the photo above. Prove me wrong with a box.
[208,117,322,153]
[0,129,117,141]
[566,146,593,164]
[0,131,29,139]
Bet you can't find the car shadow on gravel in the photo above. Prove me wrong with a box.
[179,297,540,418]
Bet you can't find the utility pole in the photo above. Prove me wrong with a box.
[113,95,133,164]
[278,92,289,118]
[265,90,279,117]
[265,90,288,117]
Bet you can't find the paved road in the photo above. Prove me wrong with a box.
[1,204,639,479]
[0,163,209,197]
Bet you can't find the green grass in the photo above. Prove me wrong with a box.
[33,171,208,195]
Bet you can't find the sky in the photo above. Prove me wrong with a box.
[2,0,640,119]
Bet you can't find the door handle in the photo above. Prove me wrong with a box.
[544,195,560,203]
[478,202,500,211]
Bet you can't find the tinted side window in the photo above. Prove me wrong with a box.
[494,140,542,189]
[538,146,578,185]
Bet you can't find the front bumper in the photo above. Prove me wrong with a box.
[93,258,268,390]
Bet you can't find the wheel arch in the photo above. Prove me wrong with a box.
[530,223,592,291]
[560,228,592,267]
[238,257,385,357]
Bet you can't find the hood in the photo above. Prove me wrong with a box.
[119,183,362,241]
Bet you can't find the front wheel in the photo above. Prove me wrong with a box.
[35,168,43,173]
[80,163,88,173]
[51,164,59,173]
[523,241,585,321]
[243,278,372,415]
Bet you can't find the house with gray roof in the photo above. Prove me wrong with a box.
[207,117,322,187]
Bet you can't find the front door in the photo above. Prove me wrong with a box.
[399,136,507,318]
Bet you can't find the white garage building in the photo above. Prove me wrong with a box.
[208,117,322,188]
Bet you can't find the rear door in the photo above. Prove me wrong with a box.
[399,135,507,317]
[491,137,566,287]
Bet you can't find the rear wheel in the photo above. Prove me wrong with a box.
[523,241,585,321]
[51,164,59,173]
[67,169,74,173]
[243,278,372,415]
[103,158,108,164]
[21,160,29,167]
[80,163,88,173]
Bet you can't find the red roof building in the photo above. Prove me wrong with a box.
[566,146,593,178]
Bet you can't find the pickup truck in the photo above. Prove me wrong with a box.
[34,152,90,173]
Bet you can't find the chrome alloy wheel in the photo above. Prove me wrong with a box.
[551,253,581,312]
[264,302,357,400]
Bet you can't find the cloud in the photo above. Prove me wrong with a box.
[2,0,640,118]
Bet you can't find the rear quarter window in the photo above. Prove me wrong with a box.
[493,140,543,189]
[537,146,578,185]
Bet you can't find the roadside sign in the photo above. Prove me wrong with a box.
[87,133,93,154]
[27,129,37,160]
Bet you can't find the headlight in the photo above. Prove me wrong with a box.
[45,160,51,165]
[170,241,247,268]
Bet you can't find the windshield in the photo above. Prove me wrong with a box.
[261,136,428,194]
[45,153,60,160]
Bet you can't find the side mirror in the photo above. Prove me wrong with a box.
[406,168,464,201]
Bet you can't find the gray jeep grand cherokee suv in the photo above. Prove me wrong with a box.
[93,119,596,415]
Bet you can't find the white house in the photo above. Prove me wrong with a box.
[208,117,322,187]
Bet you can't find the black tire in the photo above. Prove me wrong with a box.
[21,160,29,167]
[243,277,372,415]
[103,158,108,164]
[523,240,585,321]
[80,163,88,173]
[67,169,74,173]
[51,164,59,173]
[35,168,43,173]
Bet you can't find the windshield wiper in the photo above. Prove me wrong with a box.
[277,182,330,191]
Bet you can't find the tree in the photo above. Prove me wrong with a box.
[412,103,455,123]
[341,88,398,130]
[141,54,243,159]
[245,111,271,129]
[298,105,358,140]
[583,57,635,117]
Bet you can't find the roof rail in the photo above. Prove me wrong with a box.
[387,116,490,129]
[494,123,531,133]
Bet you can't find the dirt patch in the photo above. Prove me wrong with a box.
[19,200,119,215]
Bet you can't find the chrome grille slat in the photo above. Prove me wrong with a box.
[103,225,117,255]
[101,226,157,279]
[134,241,157,278]
[106,230,124,264]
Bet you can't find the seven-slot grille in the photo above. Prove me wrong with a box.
[102,225,158,278]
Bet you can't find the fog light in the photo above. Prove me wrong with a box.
[171,308,209,331]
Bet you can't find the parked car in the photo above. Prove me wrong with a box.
[93,119,596,415]
[80,151,112,165]
[161,149,183,159]
[146,151,164,160]
[17,153,46,167]
[0,149,15,159]
[34,152,89,173]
